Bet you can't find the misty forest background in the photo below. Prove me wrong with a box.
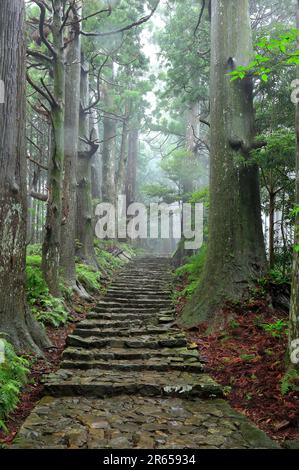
[0,0,299,441]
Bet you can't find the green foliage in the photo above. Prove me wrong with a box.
[269,267,291,285]
[32,298,68,328]
[76,264,102,293]
[239,354,256,362]
[26,244,42,257]
[281,368,299,395]
[261,319,288,338]
[175,245,207,298]
[26,258,68,328]
[189,188,209,207]
[142,184,178,203]
[0,340,30,432]
[230,29,299,82]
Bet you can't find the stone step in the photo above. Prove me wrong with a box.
[112,274,171,280]
[12,395,279,449]
[60,358,204,373]
[86,311,157,321]
[62,346,200,362]
[86,311,175,321]
[104,290,171,297]
[78,319,145,329]
[73,327,178,339]
[93,306,170,314]
[96,299,173,305]
[43,369,223,399]
[97,298,172,306]
[108,285,171,292]
[67,333,187,350]
[78,316,174,329]
[106,289,171,298]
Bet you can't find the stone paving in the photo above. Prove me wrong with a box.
[12,257,279,449]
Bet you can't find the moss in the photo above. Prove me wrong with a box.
[239,422,278,448]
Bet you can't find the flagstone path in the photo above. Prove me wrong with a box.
[13,257,278,449]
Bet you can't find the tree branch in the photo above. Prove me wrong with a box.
[81,1,160,37]
[194,0,206,36]
[33,0,56,57]
[26,72,55,108]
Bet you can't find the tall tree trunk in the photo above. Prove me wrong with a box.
[0,0,50,353]
[269,190,276,269]
[91,110,102,201]
[102,67,116,204]
[41,0,65,297]
[76,62,99,268]
[289,0,299,366]
[180,0,266,327]
[60,4,81,288]
[184,101,199,194]
[125,128,139,207]
[116,102,130,196]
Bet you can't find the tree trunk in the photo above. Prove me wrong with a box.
[269,191,276,269]
[180,0,266,328]
[125,128,139,207]
[91,111,102,202]
[116,102,130,196]
[41,0,65,297]
[184,101,199,194]
[0,0,50,353]
[102,68,116,204]
[289,0,299,366]
[60,4,81,287]
[76,62,98,268]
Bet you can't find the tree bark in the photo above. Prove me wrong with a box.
[91,110,102,201]
[60,4,81,287]
[269,190,276,269]
[41,0,65,297]
[125,128,139,207]
[102,65,116,204]
[76,61,99,268]
[180,0,266,327]
[289,0,299,366]
[0,0,50,353]
[116,102,130,196]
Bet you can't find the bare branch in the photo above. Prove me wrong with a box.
[33,0,56,57]
[27,154,48,171]
[194,0,206,36]
[26,71,55,108]
[81,1,160,37]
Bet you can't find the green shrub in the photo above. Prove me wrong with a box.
[76,264,102,292]
[0,340,30,432]
[26,260,68,328]
[281,368,299,395]
[261,319,288,338]
[174,245,207,298]
[32,297,68,328]
[26,244,42,257]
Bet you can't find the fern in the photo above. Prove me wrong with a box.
[0,340,30,432]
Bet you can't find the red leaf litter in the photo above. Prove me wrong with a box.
[176,283,299,445]
[0,294,97,446]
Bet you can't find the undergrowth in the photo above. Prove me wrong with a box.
[174,245,207,300]
[76,264,102,293]
[26,254,68,328]
[0,340,29,432]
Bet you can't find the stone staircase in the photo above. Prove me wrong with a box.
[13,256,278,449]
[43,256,221,399]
